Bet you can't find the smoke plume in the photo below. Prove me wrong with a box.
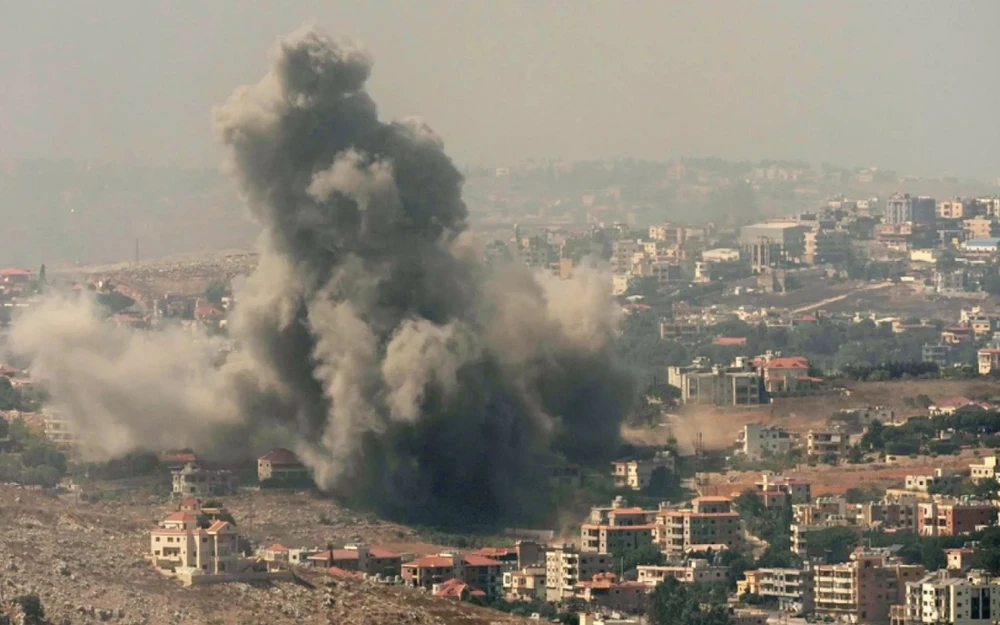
[9,24,632,525]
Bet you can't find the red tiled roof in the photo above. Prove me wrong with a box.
[161,451,198,464]
[180,497,200,507]
[765,357,809,369]
[403,554,502,569]
[258,448,302,466]
[474,547,516,558]
[195,305,225,319]
[207,520,230,532]
[933,397,974,408]
[0,268,31,276]
[327,566,365,579]
[433,578,486,599]
[162,511,198,523]
[713,337,748,346]
[694,496,732,502]
[266,544,289,553]
[311,547,401,562]
[608,507,647,515]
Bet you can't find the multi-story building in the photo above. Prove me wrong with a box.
[580,523,655,555]
[970,456,999,483]
[937,198,966,220]
[648,224,687,245]
[655,496,743,556]
[636,559,728,587]
[903,570,1000,625]
[307,544,402,577]
[813,552,924,623]
[503,566,546,602]
[859,498,918,532]
[944,549,975,572]
[573,573,649,614]
[739,567,814,613]
[611,240,640,274]
[977,348,1000,375]
[807,429,848,457]
[257,448,311,483]
[149,510,246,584]
[754,475,812,503]
[739,222,810,272]
[885,193,935,225]
[904,470,959,494]
[545,545,615,602]
[668,359,764,407]
[742,424,793,461]
[963,217,1000,240]
[43,415,78,450]
[917,500,994,537]
[401,552,503,597]
[171,462,237,498]
[611,451,676,491]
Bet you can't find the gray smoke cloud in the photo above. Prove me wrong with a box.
[9,24,632,525]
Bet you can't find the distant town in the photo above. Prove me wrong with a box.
[4,157,1000,625]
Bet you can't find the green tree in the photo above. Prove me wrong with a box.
[205,280,229,305]
[847,445,864,464]
[648,577,730,625]
[984,274,1000,297]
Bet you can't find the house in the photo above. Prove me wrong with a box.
[944,548,975,571]
[713,337,748,347]
[545,545,615,602]
[160,450,199,472]
[970,456,1000,483]
[433,578,487,601]
[257,448,311,483]
[754,475,811,503]
[0,268,32,284]
[194,304,225,322]
[43,415,78,450]
[978,348,1000,375]
[905,469,960,494]
[503,566,546,601]
[402,553,503,598]
[636,559,728,587]
[306,544,402,577]
[149,510,261,585]
[758,355,820,393]
[928,397,989,416]
[738,567,814,613]
[572,573,649,614]
[806,429,848,457]
[611,451,675,490]
[171,462,236,498]
[741,423,792,461]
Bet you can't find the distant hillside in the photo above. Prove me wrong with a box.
[0,160,259,267]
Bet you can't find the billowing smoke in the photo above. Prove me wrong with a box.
[9,24,632,525]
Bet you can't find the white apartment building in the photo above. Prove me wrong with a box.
[636,559,727,587]
[904,571,1000,625]
[545,545,614,602]
[742,423,792,461]
[969,456,999,483]
[611,451,675,490]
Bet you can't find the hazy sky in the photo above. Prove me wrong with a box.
[1,1,998,179]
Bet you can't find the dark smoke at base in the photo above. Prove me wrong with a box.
[10,24,633,526]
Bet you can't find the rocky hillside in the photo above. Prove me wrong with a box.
[0,486,527,625]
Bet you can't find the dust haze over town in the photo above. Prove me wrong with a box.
[2,3,1000,625]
